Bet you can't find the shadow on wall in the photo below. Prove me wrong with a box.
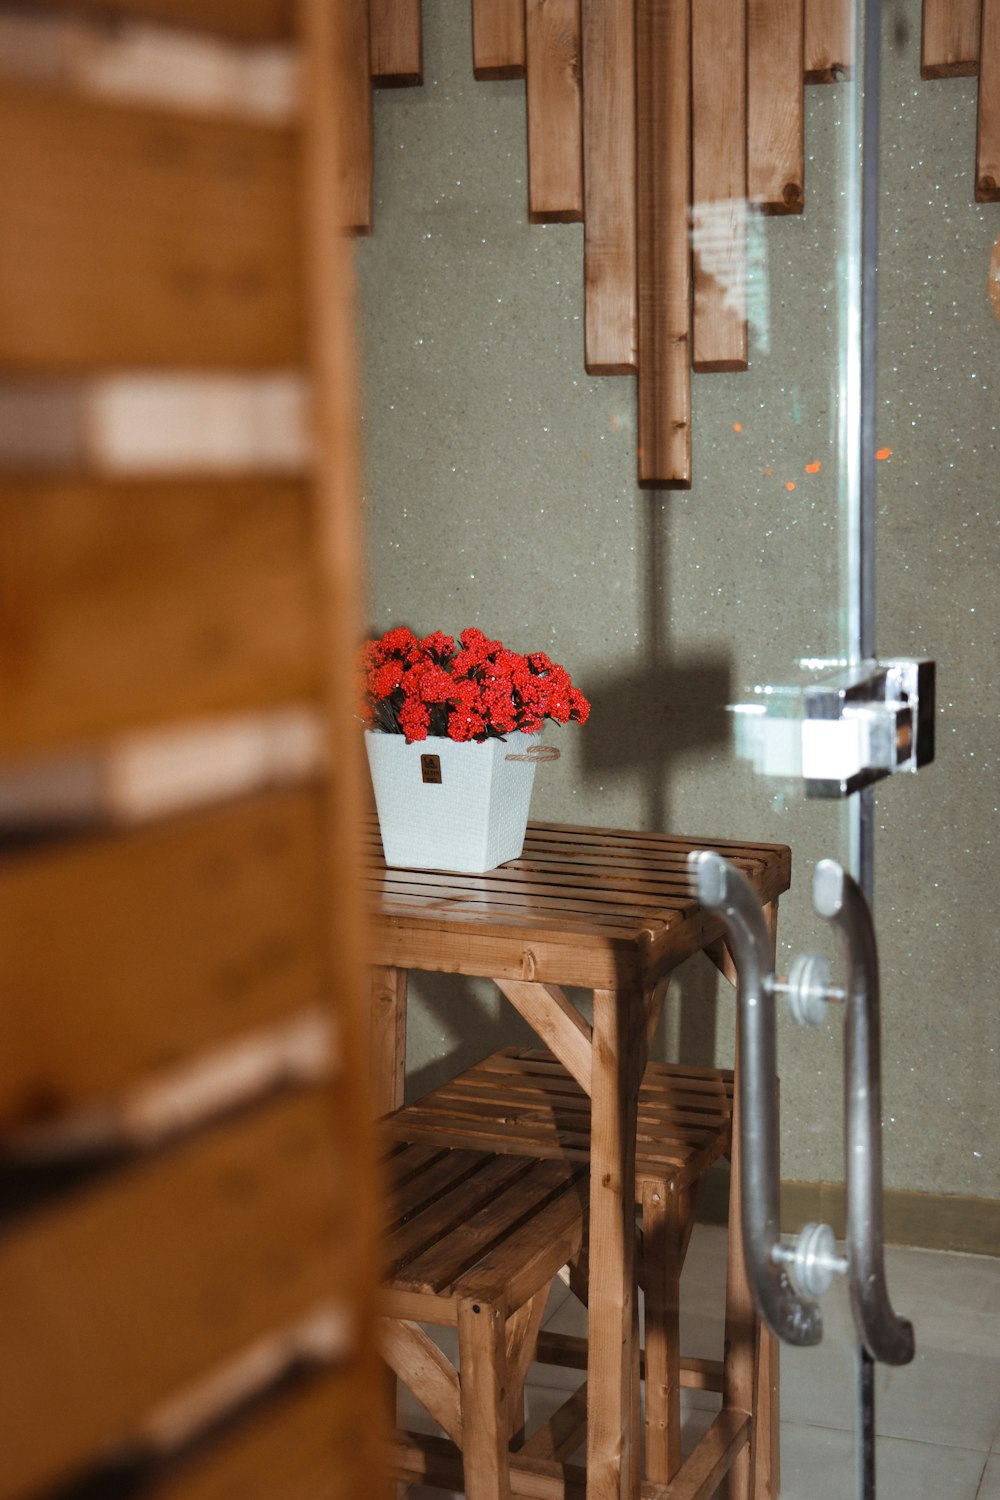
[578,493,732,833]
[579,495,733,1073]
[403,972,543,1105]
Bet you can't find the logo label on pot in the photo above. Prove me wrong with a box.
[420,754,442,785]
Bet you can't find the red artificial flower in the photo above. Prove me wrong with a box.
[419,630,456,662]
[398,697,430,742]
[370,660,404,699]
[359,626,590,744]
[418,663,456,704]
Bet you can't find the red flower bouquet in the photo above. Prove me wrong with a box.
[360,627,590,745]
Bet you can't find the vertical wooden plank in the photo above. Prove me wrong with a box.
[472,0,526,80]
[526,0,583,222]
[585,989,644,1500]
[718,1029,756,1500]
[582,0,637,374]
[747,0,805,213]
[0,479,320,756]
[504,1287,550,1440]
[921,0,982,79]
[0,89,304,370]
[298,2,386,1497]
[804,0,854,83]
[339,0,373,232]
[457,1299,510,1499]
[977,0,1000,200]
[0,1092,347,1500]
[370,965,408,1115]
[746,898,781,1500]
[692,0,749,373]
[641,1183,683,1483]
[0,790,326,1128]
[19,0,296,41]
[139,1367,374,1500]
[637,0,691,486]
[370,0,423,87]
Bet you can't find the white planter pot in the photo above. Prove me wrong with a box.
[365,730,542,873]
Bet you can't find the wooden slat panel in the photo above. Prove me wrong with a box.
[582,0,637,374]
[370,0,423,86]
[804,0,854,83]
[298,3,390,1487]
[0,708,321,831]
[747,0,805,213]
[455,1174,586,1309]
[526,0,583,222]
[0,1089,346,1500]
[472,0,526,80]
[637,0,691,486]
[0,85,302,370]
[0,11,296,122]
[339,0,373,232]
[141,1365,373,1500]
[388,1156,535,1286]
[0,479,320,757]
[0,788,326,1129]
[370,817,791,990]
[24,0,296,41]
[921,0,982,79]
[691,0,748,373]
[0,375,308,477]
[977,0,1000,199]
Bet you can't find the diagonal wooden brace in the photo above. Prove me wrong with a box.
[378,1317,462,1447]
[495,980,593,1095]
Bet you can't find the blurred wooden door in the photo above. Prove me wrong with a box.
[0,4,385,1497]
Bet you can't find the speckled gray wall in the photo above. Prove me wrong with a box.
[357,0,998,1200]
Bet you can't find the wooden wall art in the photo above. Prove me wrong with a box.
[246,0,857,486]
[921,0,1000,203]
[472,0,856,488]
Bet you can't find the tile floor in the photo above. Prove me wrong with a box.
[398,1225,1000,1500]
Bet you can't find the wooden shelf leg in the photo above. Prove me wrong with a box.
[641,1179,683,1484]
[370,964,408,1116]
[458,1297,512,1500]
[587,987,644,1500]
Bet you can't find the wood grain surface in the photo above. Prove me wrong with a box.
[921,0,982,78]
[747,0,805,213]
[637,0,691,484]
[0,85,303,369]
[0,479,320,755]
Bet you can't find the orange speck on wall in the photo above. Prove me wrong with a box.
[786,481,796,491]
[732,422,743,433]
[875,447,892,461]
[765,466,773,476]
[805,460,821,474]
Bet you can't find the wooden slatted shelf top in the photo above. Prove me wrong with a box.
[385,1045,734,1192]
[366,818,791,991]
[384,1138,586,1298]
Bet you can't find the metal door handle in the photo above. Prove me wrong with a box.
[813,860,915,1365]
[689,850,824,1346]
[689,851,915,1365]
